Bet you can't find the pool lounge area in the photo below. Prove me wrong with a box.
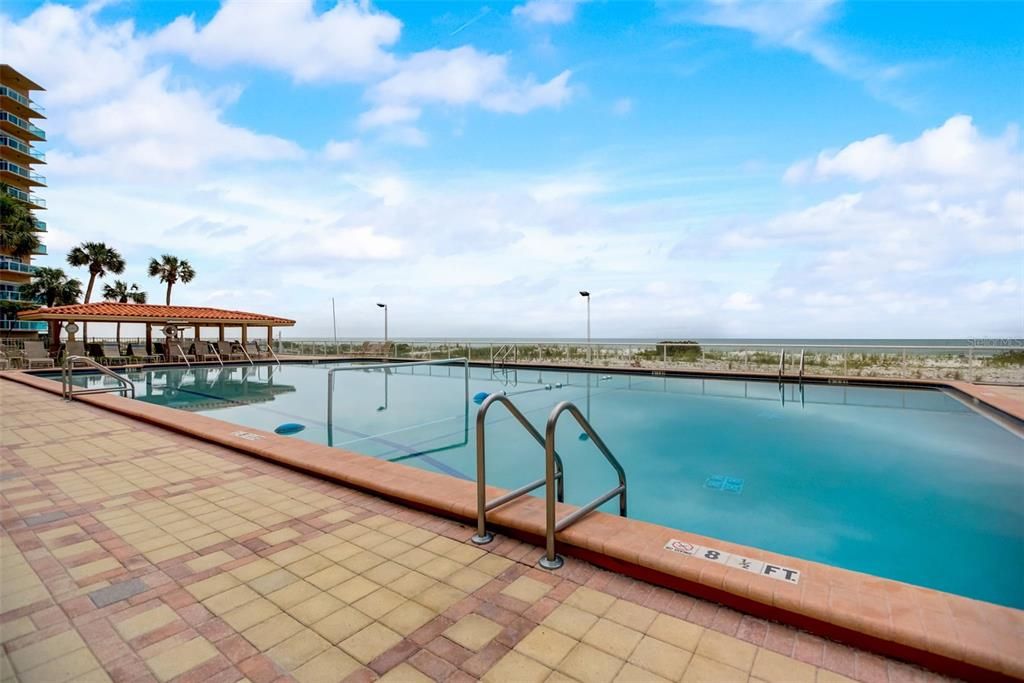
[3,358,1023,682]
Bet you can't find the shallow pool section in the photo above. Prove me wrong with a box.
[58,362,1024,608]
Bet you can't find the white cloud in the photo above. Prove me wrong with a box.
[723,292,762,311]
[0,3,146,105]
[56,69,302,175]
[149,0,401,83]
[323,139,358,162]
[513,0,582,25]
[612,98,634,116]
[3,3,303,177]
[695,0,911,106]
[785,115,1020,187]
[960,278,1019,303]
[367,46,573,118]
[710,116,1023,334]
[357,104,422,130]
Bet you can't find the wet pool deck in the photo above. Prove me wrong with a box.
[0,379,955,683]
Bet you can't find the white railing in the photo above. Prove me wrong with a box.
[271,338,1024,385]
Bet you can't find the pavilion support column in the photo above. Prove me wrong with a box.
[146,325,153,355]
[267,326,273,345]
[218,325,225,342]
[194,325,201,342]
[241,325,248,346]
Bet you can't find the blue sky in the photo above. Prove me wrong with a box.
[3,0,1022,338]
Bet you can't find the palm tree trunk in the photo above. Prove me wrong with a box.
[165,283,173,305]
[82,274,97,346]
[49,322,62,356]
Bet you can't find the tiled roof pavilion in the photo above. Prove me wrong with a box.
[18,302,294,326]
[18,302,295,348]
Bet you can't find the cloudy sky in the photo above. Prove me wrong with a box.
[3,0,1022,339]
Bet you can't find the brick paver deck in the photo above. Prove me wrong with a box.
[0,380,948,683]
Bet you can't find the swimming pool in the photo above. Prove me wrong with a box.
[59,361,1024,608]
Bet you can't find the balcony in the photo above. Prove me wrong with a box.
[0,160,45,186]
[0,288,42,303]
[0,112,45,141]
[33,219,46,232]
[0,320,47,331]
[0,258,37,275]
[4,185,45,209]
[0,86,45,118]
[33,244,47,256]
[0,135,45,163]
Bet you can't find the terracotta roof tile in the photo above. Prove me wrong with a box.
[18,302,294,325]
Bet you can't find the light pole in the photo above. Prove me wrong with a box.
[579,291,590,364]
[376,303,388,352]
[331,297,337,350]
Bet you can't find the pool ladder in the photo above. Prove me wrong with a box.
[472,394,627,571]
[61,355,135,401]
[492,344,517,369]
[778,348,807,386]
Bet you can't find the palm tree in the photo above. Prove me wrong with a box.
[102,280,147,346]
[66,242,125,303]
[148,254,195,305]
[0,185,41,259]
[20,267,83,353]
[66,242,125,344]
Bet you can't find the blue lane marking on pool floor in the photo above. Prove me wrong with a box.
[705,475,744,493]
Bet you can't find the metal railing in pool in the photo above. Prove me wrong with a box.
[61,356,135,401]
[471,392,564,545]
[540,400,627,570]
[326,357,469,451]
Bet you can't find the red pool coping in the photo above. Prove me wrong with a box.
[4,369,1022,681]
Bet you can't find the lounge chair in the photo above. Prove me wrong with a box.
[0,349,9,370]
[127,342,160,363]
[194,342,222,362]
[244,342,263,359]
[64,341,86,360]
[20,341,54,369]
[216,341,244,361]
[168,341,195,364]
[98,343,129,366]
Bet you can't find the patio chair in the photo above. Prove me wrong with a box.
[244,342,263,359]
[98,343,129,366]
[64,341,86,360]
[168,343,196,364]
[216,341,245,361]
[126,342,160,363]
[254,341,276,359]
[194,341,223,362]
[0,349,9,370]
[20,341,55,369]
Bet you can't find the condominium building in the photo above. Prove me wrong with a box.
[0,64,47,337]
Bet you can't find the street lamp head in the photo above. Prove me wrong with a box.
[376,303,386,308]
[579,291,590,297]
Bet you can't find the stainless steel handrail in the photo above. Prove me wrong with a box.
[492,344,516,369]
[238,343,255,366]
[175,343,191,369]
[471,393,564,545]
[778,348,786,385]
[263,342,282,368]
[799,349,805,383]
[327,358,469,445]
[207,342,224,367]
[540,400,627,570]
[61,355,135,401]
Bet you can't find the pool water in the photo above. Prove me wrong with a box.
[61,362,1024,608]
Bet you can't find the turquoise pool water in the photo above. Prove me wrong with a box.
[60,362,1024,608]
